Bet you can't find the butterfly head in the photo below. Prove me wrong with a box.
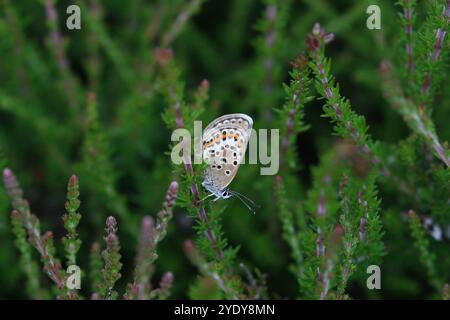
[202,178,231,199]
[221,189,232,199]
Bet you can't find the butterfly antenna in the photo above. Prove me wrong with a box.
[229,190,259,214]
[230,190,258,207]
[233,193,255,213]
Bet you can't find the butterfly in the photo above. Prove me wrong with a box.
[201,113,258,213]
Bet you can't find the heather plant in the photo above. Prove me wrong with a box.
[0,0,449,300]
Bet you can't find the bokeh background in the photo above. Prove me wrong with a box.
[0,0,449,299]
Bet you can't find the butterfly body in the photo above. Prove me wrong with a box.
[201,114,256,211]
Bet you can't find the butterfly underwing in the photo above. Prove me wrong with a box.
[201,113,257,212]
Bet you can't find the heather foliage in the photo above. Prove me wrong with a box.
[0,0,449,299]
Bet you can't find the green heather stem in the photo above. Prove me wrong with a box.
[307,23,382,170]
[161,0,206,47]
[408,210,441,291]
[126,181,178,300]
[43,0,79,110]
[89,242,103,295]
[380,60,450,168]
[3,168,73,299]
[62,175,82,266]
[99,216,122,300]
